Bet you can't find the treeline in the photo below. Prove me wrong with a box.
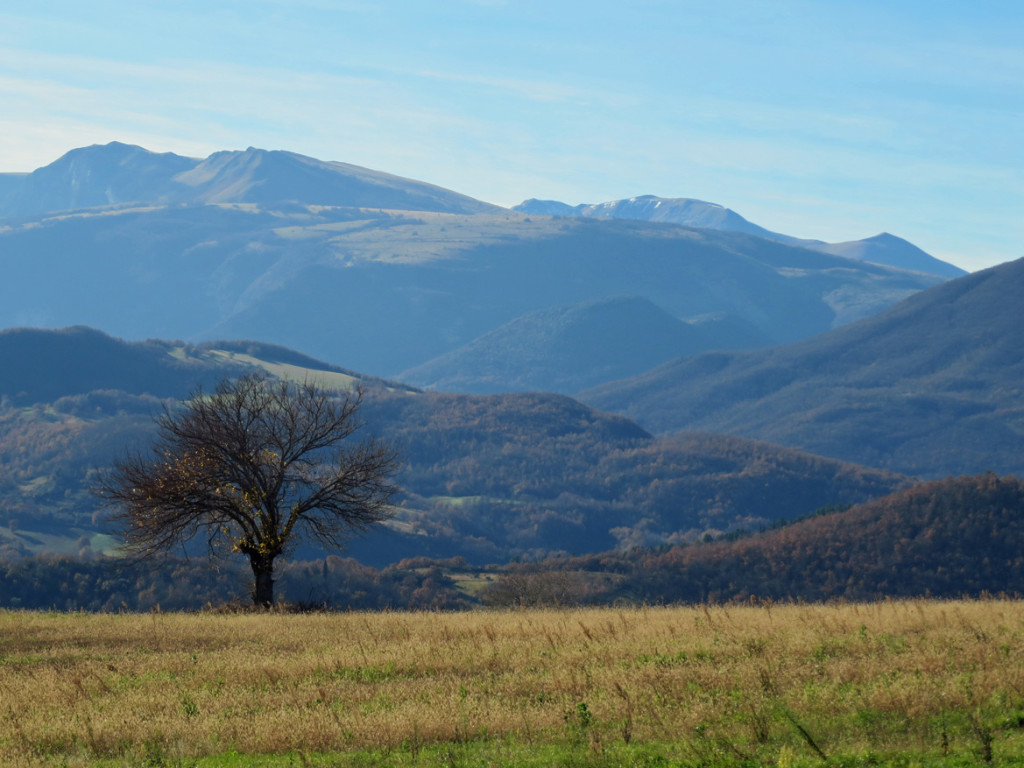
[490,473,1024,605]
[0,555,473,612]
[4,474,1023,610]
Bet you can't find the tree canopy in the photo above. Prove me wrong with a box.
[98,373,399,606]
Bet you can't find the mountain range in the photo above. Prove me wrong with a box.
[2,140,1019,586]
[0,141,499,218]
[582,256,1024,478]
[514,195,965,279]
[0,143,951,391]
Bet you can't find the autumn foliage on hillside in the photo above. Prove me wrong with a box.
[3,474,1023,610]
[362,389,907,558]
[1,385,907,564]
[541,473,1024,604]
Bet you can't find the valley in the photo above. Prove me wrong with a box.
[0,143,1019,611]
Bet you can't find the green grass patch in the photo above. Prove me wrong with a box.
[55,735,1024,768]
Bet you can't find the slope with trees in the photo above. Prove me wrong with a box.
[0,554,473,611]
[625,472,1024,602]
[582,257,1024,478]
[0,328,909,566]
[481,473,1024,605]
[8,473,1022,610]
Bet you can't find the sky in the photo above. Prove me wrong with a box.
[0,1,1021,272]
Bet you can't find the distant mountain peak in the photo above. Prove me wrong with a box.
[863,232,922,249]
[0,143,503,217]
[63,140,144,157]
[515,195,964,278]
[515,195,817,251]
[55,141,195,168]
[514,198,581,216]
[171,146,503,212]
[817,232,964,278]
[0,142,198,217]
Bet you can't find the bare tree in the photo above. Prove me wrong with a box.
[98,373,399,607]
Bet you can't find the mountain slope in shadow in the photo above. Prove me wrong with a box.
[581,257,1024,477]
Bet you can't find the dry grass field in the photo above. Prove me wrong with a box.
[2,600,1024,766]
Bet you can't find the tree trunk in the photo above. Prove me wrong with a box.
[250,553,276,608]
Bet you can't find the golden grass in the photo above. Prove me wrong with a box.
[2,600,1024,765]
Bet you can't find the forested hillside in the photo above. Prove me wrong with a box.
[583,257,1024,478]
[505,473,1024,604]
[3,474,1019,610]
[0,328,908,566]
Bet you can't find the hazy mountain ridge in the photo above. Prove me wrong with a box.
[516,195,791,239]
[0,143,950,395]
[0,142,501,218]
[0,143,198,217]
[516,194,965,278]
[0,198,943,380]
[581,257,1024,478]
[816,232,961,277]
[398,297,772,394]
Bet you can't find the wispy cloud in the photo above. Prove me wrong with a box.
[408,68,622,107]
[1,0,1022,272]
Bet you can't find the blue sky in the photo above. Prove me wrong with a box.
[1,1,1020,271]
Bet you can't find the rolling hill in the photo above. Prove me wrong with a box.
[0,143,945,389]
[582,257,1024,478]
[0,327,908,566]
[0,325,398,405]
[614,473,1024,602]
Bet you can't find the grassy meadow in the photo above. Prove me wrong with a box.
[2,601,1024,766]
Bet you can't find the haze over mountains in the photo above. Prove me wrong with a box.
[0,143,952,392]
[515,195,965,279]
[397,297,773,394]
[582,256,1024,479]
[3,142,1024,598]
[0,141,499,218]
